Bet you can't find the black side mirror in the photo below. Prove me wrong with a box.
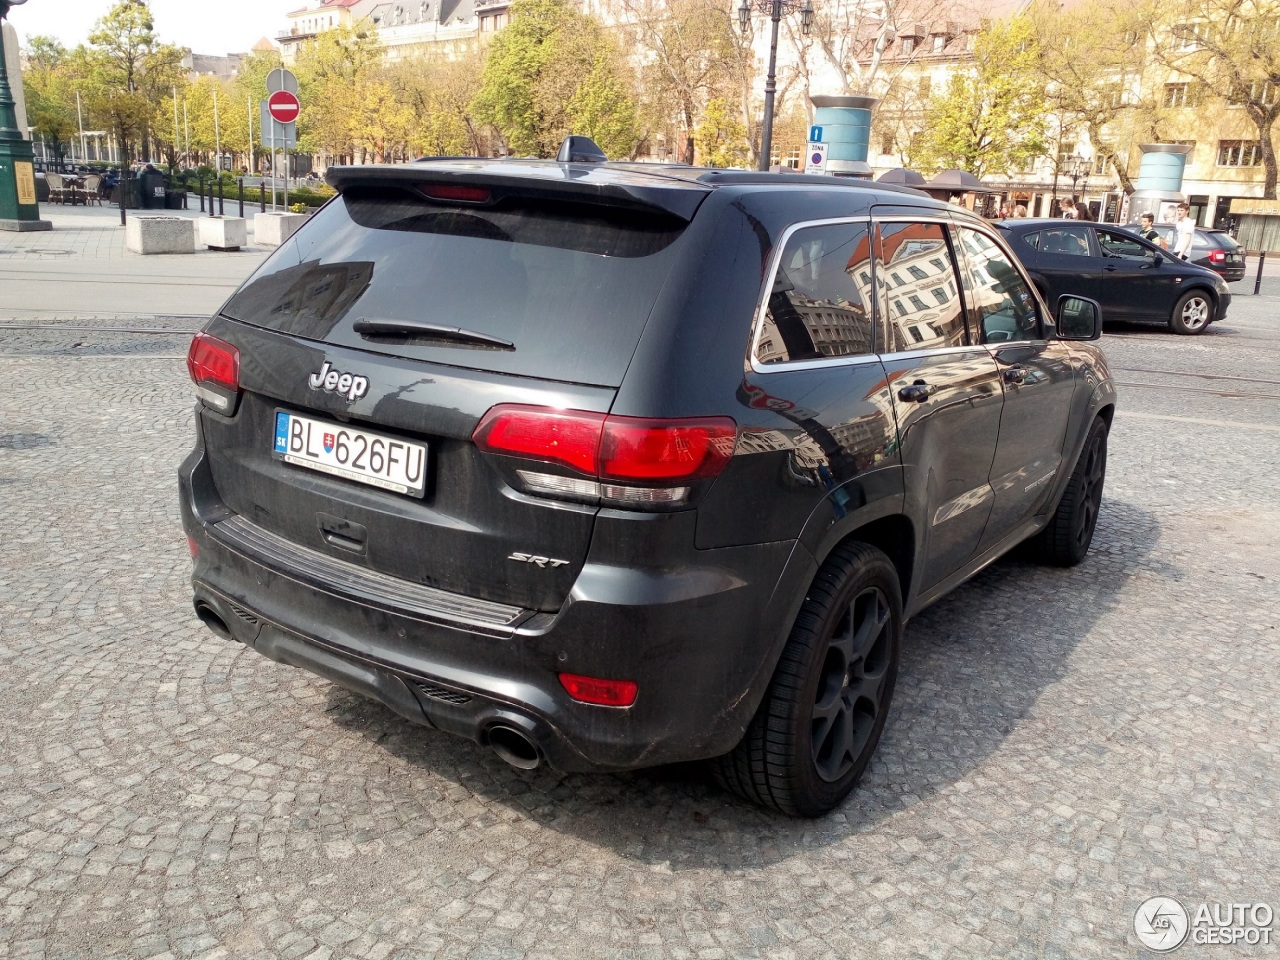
[1152,252,1164,266]
[1057,295,1102,341]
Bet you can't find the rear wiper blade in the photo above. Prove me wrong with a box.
[352,317,514,350]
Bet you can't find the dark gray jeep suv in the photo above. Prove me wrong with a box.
[180,145,1116,816]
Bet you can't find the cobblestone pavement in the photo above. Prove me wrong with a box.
[1,295,1278,960]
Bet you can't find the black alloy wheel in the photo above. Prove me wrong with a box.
[713,541,903,817]
[1030,416,1108,566]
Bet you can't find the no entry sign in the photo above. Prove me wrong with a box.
[267,90,301,124]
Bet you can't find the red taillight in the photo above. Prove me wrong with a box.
[472,405,737,483]
[473,407,605,476]
[187,333,239,389]
[600,418,737,481]
[1209,250,1226,263]
[559,672,638,707]
[186,333,240,414]
[420,183,491,203]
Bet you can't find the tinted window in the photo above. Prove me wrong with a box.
[754,221,875,365]
[955,227,1041,344]
[875,222,966,353]
[1097,228,1155,261]
[222,187,688,387]
[1205,231,1240,251]
[1034,225,1092,257]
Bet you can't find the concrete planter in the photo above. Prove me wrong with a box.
[253,211,309,248]
[199,216,247,251]
[126,216,196,255]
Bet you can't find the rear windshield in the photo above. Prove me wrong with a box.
[222,186,690,386]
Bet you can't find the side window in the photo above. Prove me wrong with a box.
[754,221,875,365]
[1036,224,1093,257]
[1097,228,1154,261]
[955,227,1042,344]
[875,221,967,354]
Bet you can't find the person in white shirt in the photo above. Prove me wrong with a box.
[1172,202,1196,260]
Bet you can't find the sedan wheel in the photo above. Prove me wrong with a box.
[1170,290,1213,335]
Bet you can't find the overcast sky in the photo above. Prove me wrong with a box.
[8,0,301,56]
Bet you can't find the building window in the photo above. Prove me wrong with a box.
[1172,21,1208,49]
[917,75,931,99]
[931,287,948,305]
[880,136,894,155]
[932,35,945,53]
[1217,140,1262,166]
[902,36,915,55]
[907,294,928,311]
[1229,80,1277,107]
[1163,82,1198,107]
[909,325,925,342]
[907,264,928,280]
[891,271,905,287]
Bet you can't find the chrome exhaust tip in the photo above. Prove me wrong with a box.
[487,724,541,770]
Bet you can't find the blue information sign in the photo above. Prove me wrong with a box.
[809,125,823,142]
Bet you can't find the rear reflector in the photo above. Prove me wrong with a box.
[187,536,198,558]
[559,672,638,707]
[473,405,736,484]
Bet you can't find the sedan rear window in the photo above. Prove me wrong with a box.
[222,187,691,387]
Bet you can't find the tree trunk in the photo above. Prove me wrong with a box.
[1247,104,1278,200]
[682,100,695,165]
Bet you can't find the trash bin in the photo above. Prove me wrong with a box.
[141,170,167,210]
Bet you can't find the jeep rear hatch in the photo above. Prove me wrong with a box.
[199,165,707,613]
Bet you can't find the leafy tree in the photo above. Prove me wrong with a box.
[472,0,641,158]
[620,0,741,163]
[914,16,1048,177]
[387,48,486,157]
[694,97,749,166]
[76,0,185,162]
[1140,0,1280,199]
[805,0,936,97]
[293,23,384,161]
[20,37,77,160]
[1029,0,1157,193]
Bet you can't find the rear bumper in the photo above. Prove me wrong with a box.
[179,440,814,773]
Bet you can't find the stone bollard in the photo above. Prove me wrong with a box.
[125,216,196,255]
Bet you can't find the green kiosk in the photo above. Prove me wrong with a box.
[0,0,50,232]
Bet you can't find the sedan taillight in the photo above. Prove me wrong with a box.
[186,332,241,415]
[1208,250,1226,263]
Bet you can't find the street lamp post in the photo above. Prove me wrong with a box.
[0,0,49,230]
[1068,153,1088,206]
[738,0,813,172]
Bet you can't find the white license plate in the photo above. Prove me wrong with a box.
[272,410,427,497]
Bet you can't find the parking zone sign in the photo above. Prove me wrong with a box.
[805,142,828,175]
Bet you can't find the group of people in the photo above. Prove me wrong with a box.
[1136,202,1197,261]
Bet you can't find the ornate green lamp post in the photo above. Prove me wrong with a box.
[0,0,51,231]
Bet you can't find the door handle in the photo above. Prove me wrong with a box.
[1002,367,1026,385]
[897,379,935,403]
[1104,265,1118,272]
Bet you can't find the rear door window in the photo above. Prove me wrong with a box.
[754,221,876,365]
[222,187,690,387]
[1033,225,1093,257]
[874,221,967,352]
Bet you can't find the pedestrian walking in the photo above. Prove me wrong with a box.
[1138,213,1168,249]
[1058,197,1078,219]
[1172,202,1195,260]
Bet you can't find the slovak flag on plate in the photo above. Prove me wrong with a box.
[323,432,335,453]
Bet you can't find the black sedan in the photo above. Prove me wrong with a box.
[1116,223,1247,282]
[995,219,1232,335]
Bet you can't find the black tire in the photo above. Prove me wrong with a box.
[712,541,902,817]
[1030,416,1107,566]
[1169,289,1214,335]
